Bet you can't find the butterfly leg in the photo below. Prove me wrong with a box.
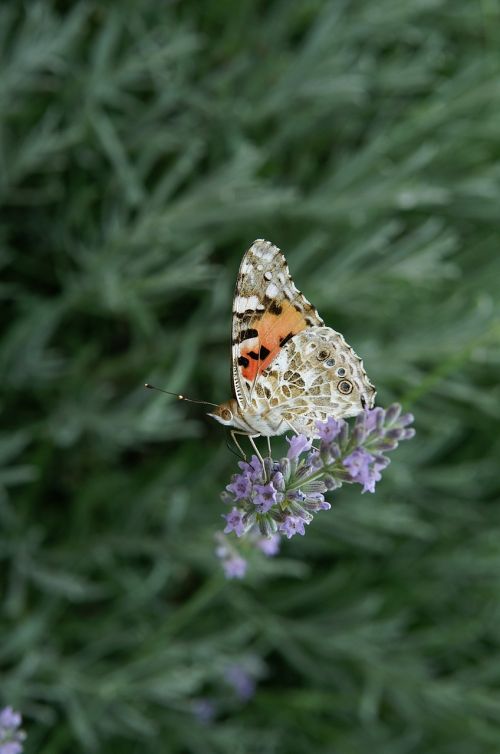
[248,435,265,469]
[231,431,266,470]
[230,430,247,460]
[284,419,301,436]
[266,435,272,458]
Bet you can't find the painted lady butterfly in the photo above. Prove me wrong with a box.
[209,240,376,450]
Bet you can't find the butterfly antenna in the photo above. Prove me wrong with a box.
[144,384,218,408]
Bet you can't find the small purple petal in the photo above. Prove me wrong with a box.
[343,448,380,493]
[279,515,307,539]
[253,482,278,513]
[316,416,344,443]
[364,407,385,433]
[223,507,246,537]
[286,434,313,460]
[272,471,286,492]
[238,455,264,482]
[226,474,252,500]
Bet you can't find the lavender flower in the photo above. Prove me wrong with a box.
[343,447,377,493]
[216,404,415,577]
[226,474,252,500]
[286,434,312,460]
[223,507,246,537]
[224,665,256,701]
[279,515,307,539]
[316,416,344,443]
[253,482,279,513]
[0,708,25,754]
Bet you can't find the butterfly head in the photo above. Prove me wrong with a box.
[208,399,250,432]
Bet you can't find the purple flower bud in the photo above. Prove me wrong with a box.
[307,450,323,469]
[279,457,292,481]
[323,474,341,490]
[399,412,415,427]
[378,440,398,451]
[401,428,416,440]
[272,471,286,492]
[384,404,402,424]
[287,489,306,503]
[364,407,385,433]
[384,429,403,440]
[286,434,313,460]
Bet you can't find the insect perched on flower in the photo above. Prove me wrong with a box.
[144,239,415,578]
[207,239,376,459]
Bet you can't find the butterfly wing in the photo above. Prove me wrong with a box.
[231,239,324,409]
[254,325,377,436]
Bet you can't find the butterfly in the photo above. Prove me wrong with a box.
[208,240,376,454]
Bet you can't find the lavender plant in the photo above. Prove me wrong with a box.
[217,404,415,577]
[0,708,25,754]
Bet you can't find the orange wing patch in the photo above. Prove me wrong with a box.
[238,300,308,382]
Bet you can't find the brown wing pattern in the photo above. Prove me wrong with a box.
[231,239,323,409]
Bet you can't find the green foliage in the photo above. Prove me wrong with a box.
[1,1,500,752]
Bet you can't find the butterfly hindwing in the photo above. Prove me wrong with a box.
[231,240,324,408]
[249,324,376,435]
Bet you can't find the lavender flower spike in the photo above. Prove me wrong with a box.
[217,403,415,577]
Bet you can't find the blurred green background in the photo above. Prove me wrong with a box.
[2,1,500,752]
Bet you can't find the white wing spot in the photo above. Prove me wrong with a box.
[266,282,279,298]
[264,271,272,281]
[235,295,260,313]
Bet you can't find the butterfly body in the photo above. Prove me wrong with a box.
[209,240,376,439]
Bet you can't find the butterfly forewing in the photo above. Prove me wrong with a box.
[231,239,323,409]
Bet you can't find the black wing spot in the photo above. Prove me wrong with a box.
[279,332,294,347]
[269,301,282,315]
[238,356,249,368]
[247,345,270,361]
[238,328,258,342]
